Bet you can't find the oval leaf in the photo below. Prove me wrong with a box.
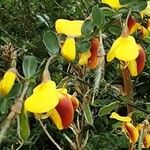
[22,55,38,79]
[76,40,91,53]
[81,20,94,35]
[92,5,104,28]
[43,30,59,55]
[99,101,120,117]
[83,103,93,126]
[17,107,30,141]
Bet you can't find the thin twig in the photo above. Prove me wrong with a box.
[38,119,62,150]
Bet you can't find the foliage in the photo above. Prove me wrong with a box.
[0,0,150,150]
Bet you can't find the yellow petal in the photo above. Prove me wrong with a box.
[114,36,139,61]
[55,19,84,37]
[143,134,150,148]
[101,0,122,9]
[123,122,139,143]
[0,69,16,96]
[106,47,115,62]
[78,50,91,65]
[110,112,131,122]
[61,37,76,61]
[128,60,138,76]
[25,81,59,113]
[57,88,68,94]
[49,108,63,130]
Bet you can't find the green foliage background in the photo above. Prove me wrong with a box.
[0,0,150,150]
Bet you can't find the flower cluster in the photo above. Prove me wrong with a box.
[55,19,100,69]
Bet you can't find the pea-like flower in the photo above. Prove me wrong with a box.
[110,112,139,143]
[107,35,139,62]
[49,88,79,130]
[143,134,150,148]
[0,68,17,96]
[55,19,84,61]
[25,80,59,113]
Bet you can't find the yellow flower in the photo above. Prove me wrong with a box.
[101,0,122,9]
[0,68,16,96]
[110,112,139,143]
[55,19,84,37]
[107,36,139,62]
[61,37,76,61]
[55,19,84,61]
[143,134,150,148]
[25,80,59,113]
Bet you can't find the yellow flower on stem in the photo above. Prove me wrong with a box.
[107,35,139,62]
[49,88,79,130]
[55,19,84,61]
[0,68,17,96]
[25,80,59,113]
[110,112,139,143]
[101,0,122,9]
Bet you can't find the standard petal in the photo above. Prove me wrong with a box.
[110,112,131,122]
[61,37,76,61]
[101,0,122,9]
[0,68,16,96]
[25,81,59,113]
[55,19,84,37]
[114,36,139,61]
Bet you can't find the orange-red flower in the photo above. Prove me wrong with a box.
[49,88,79,130]
[110,112,139,143]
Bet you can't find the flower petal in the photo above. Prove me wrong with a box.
[61,37,76,61]
[0,68,16,96]
[78,50,91,65]
[128,60,138,76]
[123,122,139,143]
[143,134,150,148]
[55,19,84,37]
[101,0,122,9]
[50,92,74,130]
[88,37,100,69]
[114,36,139,61]
[25,81,59,113]
[110,112,131,122]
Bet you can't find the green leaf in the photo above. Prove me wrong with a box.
[43,30,60,55]
[22,55,38,79]
[119,0,131,5]
[99,101,120,117]
[130,0,147,11]
[17,107,30,141]
[108,25,122,36]
[0,101,8,114]
[81,20,94,35]
[92,5,104,28]
[83,103,93,126]
[76,40,91,53]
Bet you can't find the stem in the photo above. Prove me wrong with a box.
[38,119,62,150]
[138,124,144,150]
[92,31,105,104]
[121,65,134,150]
[0,81,29,143]
[42,55,56,81]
